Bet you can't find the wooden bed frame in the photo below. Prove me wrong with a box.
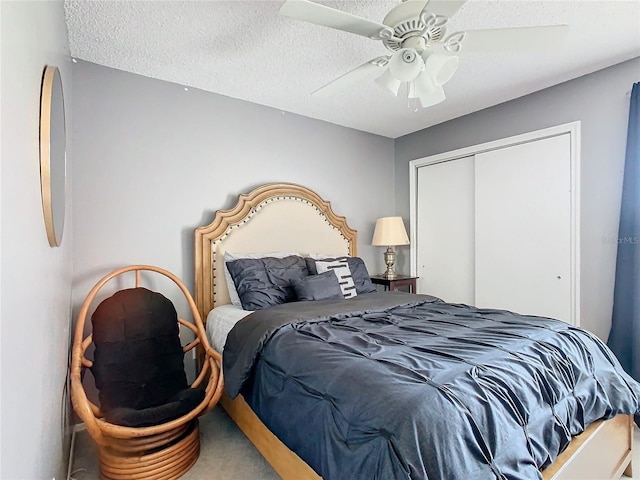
[194,182,633,480]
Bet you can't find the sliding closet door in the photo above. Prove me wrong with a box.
[474,134,572,322]
[416,156,475,304]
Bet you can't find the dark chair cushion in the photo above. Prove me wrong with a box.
[104,388,205,427]
[91,287,202,427]
[305,256,376,294]
[226,255,309,310]
[291,271,344,301]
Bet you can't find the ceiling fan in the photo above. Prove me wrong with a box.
[279,0,568,108]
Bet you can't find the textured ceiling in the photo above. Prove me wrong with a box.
[65,0,640,138]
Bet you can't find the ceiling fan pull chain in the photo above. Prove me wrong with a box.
[407,81,421,112]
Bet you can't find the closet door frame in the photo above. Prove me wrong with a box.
[409,121,581,326]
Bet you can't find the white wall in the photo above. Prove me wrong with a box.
[0,1,74,479]
[395,57,640,341]
[70,60,394,370]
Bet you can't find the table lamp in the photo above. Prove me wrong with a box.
[372,216,410,279]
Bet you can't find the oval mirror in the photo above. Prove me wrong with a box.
[40,65,66,247]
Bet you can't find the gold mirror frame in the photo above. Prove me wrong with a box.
[39,65,67,247]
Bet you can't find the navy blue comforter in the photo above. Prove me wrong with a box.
[223,292,640,480]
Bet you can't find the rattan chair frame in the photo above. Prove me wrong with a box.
[70,265,224,480]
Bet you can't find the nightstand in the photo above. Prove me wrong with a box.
[370,275,418,293]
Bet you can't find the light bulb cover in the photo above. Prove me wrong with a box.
[410,71,446,107]
[375,69,402,96]
[388,48,425,82]
[425,54,459,86]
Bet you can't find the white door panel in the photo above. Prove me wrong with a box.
[416,156,475,304]
[474,134,572,322]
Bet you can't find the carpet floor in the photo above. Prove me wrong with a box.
[69,407,640,480]
[69,406,279,480]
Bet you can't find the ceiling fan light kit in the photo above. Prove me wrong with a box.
[279,0,568,109]
[374,49,457,107]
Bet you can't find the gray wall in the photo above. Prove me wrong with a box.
[0,1,74,479]
[70,60,394,371]
[395,57,640,341]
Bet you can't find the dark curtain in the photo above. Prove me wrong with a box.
[608,82,640,384]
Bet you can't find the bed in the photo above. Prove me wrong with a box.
[194,182,637,480]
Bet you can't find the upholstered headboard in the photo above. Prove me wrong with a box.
[194,183,357,322]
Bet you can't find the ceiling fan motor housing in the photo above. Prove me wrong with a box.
[382,0,446,52]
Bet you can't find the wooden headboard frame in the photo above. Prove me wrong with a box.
[194,183,357,322]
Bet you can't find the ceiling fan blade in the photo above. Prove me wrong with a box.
[451,25,569,52]
[279,0,394,40]
[312,56,389,97]
[422,0,468,19]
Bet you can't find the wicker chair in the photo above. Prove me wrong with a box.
[70,265,223,480]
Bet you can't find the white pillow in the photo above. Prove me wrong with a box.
[223,252,298,307]
[308,253,350,260]
[315,258,357,299]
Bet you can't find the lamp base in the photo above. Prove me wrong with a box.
[382,246,398,279]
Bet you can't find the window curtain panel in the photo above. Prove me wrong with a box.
[608,82,640,387]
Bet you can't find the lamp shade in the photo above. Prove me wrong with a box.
[372,217,410,246]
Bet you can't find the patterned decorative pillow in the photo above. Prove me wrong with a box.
[305,256,376,294]
[315,259,358,299]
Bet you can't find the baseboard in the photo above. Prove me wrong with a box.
[66,424,86,480]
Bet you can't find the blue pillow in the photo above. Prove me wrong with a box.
[292,271,344,301]
[226,255,308,310]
